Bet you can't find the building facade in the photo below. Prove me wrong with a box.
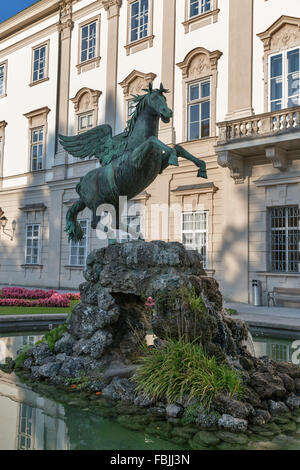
[0,0,299,305]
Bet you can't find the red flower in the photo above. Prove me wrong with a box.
[145,297,155,308]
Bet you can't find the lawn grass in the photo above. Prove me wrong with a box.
[0,299,80,316]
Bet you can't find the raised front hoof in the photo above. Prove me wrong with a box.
[197,169,208,179]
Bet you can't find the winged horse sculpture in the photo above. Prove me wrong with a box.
[59,83,207,242]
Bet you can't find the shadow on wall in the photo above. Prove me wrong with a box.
[217,167,268,305]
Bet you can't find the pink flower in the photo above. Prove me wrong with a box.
[145,297,155,308]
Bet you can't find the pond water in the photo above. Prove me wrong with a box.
[1,330,300,450]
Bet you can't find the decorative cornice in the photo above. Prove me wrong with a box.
[177,47,222,79]
[172,183,218,195]
[217,151,244,184]
[265,146,288,171]
[119,70,157,97]
[257,15,300,51]
[23,106,51,120]
[70,87,102,112]
[19,203,47,212]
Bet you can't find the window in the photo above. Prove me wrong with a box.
[0,62,7,96]
[25,224,40,265]
[127,99,137,119]
[120,211,142,241]
[190,0,211,18]
[80,21,97,63]
[30,128,44,171]
[270,206,300,273]
[78,112,94,133]
[182,211,208,268]
[130,0,149,43]
[18,405,34,450]
[69,220,88,266]
[270,48,300,111]
[187,80,211,140]
[32,44,47,83]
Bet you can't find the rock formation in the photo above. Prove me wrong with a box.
[10,241,300,435]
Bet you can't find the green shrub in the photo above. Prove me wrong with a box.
[43,323,68,352]
[133,339,243,409]
[225,308,238,316]
[15,345,31,369]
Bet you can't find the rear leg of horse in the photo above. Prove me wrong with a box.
[132,136,179,170]
[66,199,86,242]
[174,144,207,178]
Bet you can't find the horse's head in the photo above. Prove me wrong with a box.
[146,83,173,123]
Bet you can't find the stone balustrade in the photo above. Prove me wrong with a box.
[217,106,300,144]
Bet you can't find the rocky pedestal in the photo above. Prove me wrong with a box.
[12,241,300,434]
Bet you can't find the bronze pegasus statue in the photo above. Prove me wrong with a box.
[59,83,207,242]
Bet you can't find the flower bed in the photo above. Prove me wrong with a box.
[0,287,81,308]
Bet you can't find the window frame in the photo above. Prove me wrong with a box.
[181,211,209,268]
[187,78,211,141]
[268,46,300,112]
[0,60,8,98]
[77,111,94,134]
[77,15,101,74]
[25,223,41,266]
[69,219,89,267]
[30,127,44,172]
[269,205,300,274]
[183,0,219,33]
[125,0,154,56]
[189,0,212,19]
[30,41,49,86]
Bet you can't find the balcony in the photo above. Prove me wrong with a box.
[216,106,300,183]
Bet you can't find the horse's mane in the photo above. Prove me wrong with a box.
[123,92,149,137]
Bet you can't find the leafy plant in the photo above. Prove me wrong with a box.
[133,339,243,410]
[225,308,238,316]
[15,344,31,369]
[43,323,68,352]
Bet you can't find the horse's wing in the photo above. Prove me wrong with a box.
[58,124,113,165]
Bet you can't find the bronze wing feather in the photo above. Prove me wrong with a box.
[58,124,113,166]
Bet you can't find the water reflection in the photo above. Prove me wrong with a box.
[0,331,299,450]
[0,332,44,364]
[253,335,294,362]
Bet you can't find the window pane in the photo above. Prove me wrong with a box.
[201,101,210,120]
[201,120,210,138]
[271,54,282,78]
[190,104,200,123]
[190,0,199,17]
[189,84,199,101]
[201,81,210,98]
[189,122,199,140]
[288,49,299,74]
[271,77,282,101]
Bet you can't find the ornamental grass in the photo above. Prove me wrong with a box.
[133,338,243,409]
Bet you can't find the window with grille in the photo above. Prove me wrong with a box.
[187,80,211,140]
[30,128,43,171]
[182,211,208,268]
[130,0,149,43]
[80,21,97,63]
[270,48,300,111]
[120,211,142,241]
[69,220,88,266]
[190,0,211,18]
[25,224,40,265]
[270,206,300,273]
[32,44,47,82]
[18,404,34,450]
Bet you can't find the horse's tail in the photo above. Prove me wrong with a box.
[65,199,86,242]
